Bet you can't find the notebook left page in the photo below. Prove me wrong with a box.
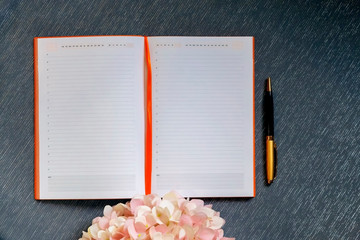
[35,36,145,199]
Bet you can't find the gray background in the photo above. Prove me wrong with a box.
[1,0,359,239]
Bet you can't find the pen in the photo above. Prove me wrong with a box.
[265,77,277,184]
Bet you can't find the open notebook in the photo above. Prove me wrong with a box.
[34,36,255,199]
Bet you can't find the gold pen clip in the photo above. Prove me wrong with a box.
[273,142,277,179]
[266,136,277,184]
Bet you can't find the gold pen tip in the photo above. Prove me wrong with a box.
[266,77,271,92]
[267,179,273,184]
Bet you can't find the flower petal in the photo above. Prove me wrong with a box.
[145,213,157,227]
[137,205,152,217]
[184,202,197,214]
[201,207,216,218]
[144,194,161,207]
[88,224,100,239]
[191,212,207,226]
[112,203,126,216]
[190,199,204,208]
[108,226,116,234]
[92,216,101,224]
[99,217,110,230]
[155,224,169,233]
[163,233,175,240]
[110,216,126,227]
[130,198,144,215]
[126,219,138,239]
[135,215,147,225]
[110,211,117,220]
[153,206,170,225]
[210,216,225,229]
[111,227,127,240]
[171,209,182,222]
[135,221,147,233]
[163,191,181,202]
[178,228,186,240]
[182,225,195,239]
[179,214,192,226]
[97,230,109,240]
[149,226,162,239]
[103,205,113,218]
[159,199,175,215]
[197,227,216,240]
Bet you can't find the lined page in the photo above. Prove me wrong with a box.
[36,36,144,199]
[148,37,254,197]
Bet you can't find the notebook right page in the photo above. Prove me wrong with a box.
[148,37,254,197]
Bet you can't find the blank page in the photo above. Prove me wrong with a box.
[148,37,254,197]
[36,36,144,199]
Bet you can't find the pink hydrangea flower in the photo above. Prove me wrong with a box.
[79,191,235,240]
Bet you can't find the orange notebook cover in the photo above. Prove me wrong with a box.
[34,36,255,199]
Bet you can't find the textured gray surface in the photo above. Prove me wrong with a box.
[1,0,359,239]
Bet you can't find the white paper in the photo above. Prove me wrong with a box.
[148,37,254,197]
[36,36,145,199]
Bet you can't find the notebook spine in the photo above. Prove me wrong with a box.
[144,36,152,195]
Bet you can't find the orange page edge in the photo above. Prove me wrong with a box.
[144,36,152,195]
[252,37,256,197]
[34,38,40,200]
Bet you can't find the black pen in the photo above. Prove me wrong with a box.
[265,77,277,184]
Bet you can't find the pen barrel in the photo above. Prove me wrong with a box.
[264,91,274,136]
